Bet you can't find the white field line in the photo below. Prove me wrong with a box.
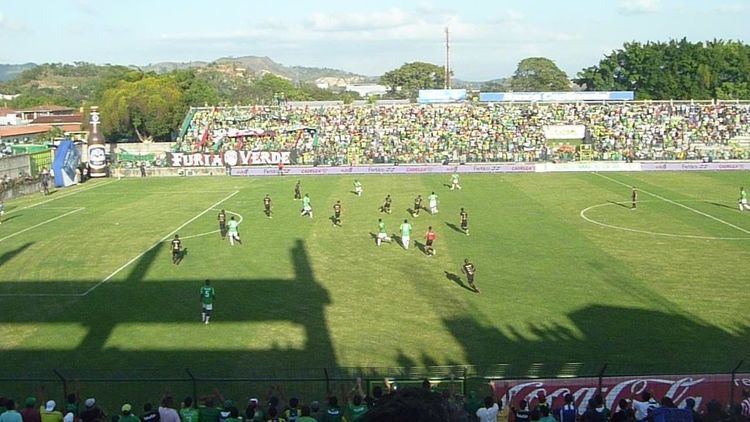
[580,201,750,241]
[6,180,115,215]
[0,208,85,243]
[593,172,750,235]
[79,190,239,296]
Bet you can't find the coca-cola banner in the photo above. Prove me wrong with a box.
[492,373,750,414]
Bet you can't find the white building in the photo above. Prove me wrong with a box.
[346,84,388,97]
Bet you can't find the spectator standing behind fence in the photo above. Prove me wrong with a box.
[0,400,22,422]
[611,399,636,422]
[21,397,41,422]
[179,398,199,422]
[141,403,159,422]
[741,389,750,419]
[556,394,577,422]
[158,396,179,422]
[40,400,63,422]
[119,404,139,422]
[80,398,104,422]
[476,395,499,422]
[632,392,659,422]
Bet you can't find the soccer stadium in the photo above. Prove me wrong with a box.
[1,2,750,421]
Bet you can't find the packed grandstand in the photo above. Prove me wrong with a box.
[173,102,750,166]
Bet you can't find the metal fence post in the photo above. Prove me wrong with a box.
[186,368,197,401]
[597,364,608,394]
[53,369,67,403]
[462,367,467,397]
[323,368,330,394]
[730,360,744,407]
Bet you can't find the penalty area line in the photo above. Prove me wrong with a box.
[0,208,85,244]
[81,190,240,296]
[592,172,750,235]
[6,180,116,215]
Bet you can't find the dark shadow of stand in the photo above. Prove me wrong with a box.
[445,222,463,234]
[444,271,476,293]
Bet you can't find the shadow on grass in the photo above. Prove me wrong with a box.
[0,239,337,376]
[445,222,463,234]
[709,201,738,211]
[0,242,33,266]
[1,215,23,223]
[444,271,475,293]
[607,200,631,209]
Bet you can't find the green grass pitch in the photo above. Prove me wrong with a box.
[0,171,748,402]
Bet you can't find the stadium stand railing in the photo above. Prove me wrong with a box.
[2,360,747,415]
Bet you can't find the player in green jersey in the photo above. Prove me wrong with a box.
[301,193,313,218]
[450,172,462,190]
[376,218,391,246]
[399,219,412,249]
[227,216,241,245]
[428,192,439,215]
[740,187,750,211]
[353,180,363,196]
[200,280,215,324]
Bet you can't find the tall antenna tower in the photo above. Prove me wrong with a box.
[444,27,451,89]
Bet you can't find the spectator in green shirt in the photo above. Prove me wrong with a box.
[179,398,199,422]
[119,404,140,422]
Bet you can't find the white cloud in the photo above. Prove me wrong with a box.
[714,3,746,13]
[617,0,661,15]
[0,11,26,32]
[308,8,411,32]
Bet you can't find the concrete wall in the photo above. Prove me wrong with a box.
[0,154,31,179]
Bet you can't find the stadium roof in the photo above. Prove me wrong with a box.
[0,125,52,137]
[31,114,83,124]
[15,105,75,113]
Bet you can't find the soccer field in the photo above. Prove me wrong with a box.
[0,172,748,400]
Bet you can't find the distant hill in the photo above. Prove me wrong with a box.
[141,56,367,85]
[0,63,37,82]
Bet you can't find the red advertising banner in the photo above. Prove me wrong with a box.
[491,373,750,414]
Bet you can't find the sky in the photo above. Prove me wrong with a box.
[0,0,747,81]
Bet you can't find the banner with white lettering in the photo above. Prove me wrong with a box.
[167,151,291,167]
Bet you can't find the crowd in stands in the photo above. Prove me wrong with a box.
[174,103,750,166]
[2,382,749,422]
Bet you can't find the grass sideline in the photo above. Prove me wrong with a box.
[0,172,748,407]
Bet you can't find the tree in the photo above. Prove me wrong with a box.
[575,39,750,100]
[380,62,446,99]
[510,57,571,91]
[100,75,185,141]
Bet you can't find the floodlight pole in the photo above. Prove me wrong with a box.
[444,27,451,90]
